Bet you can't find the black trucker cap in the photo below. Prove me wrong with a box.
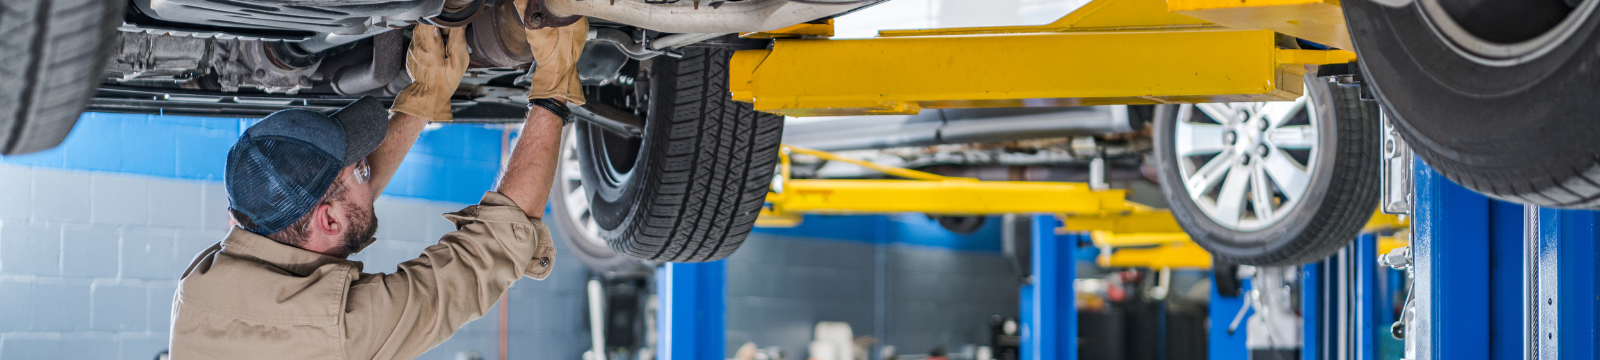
[225,96,389,235]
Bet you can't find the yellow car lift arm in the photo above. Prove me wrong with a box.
[758,145,1407,270]
[729,0,1356,117]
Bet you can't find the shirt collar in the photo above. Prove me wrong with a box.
[220,226,361,276]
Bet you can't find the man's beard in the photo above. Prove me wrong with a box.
[332,202,379,258]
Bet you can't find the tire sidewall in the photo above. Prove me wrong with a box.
[549,152,652,275]
[577,58,676,240]
[1346,0,1600,193]
[1153,78,1343,260]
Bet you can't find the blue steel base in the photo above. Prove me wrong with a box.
[1022,214,1076,360]
[657,261,727,360]
[1302,234,1405,360]
[1410,161,1599,360]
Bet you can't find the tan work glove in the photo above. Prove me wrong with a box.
[391,24,471,121]
[512,0,587,105]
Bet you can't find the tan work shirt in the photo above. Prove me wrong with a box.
[169,191,556,360]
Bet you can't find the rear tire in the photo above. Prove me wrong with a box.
[0,0,124,154]
[1153,76,1381,266]
[578,46,784,263]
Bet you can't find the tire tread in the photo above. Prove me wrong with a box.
[0,0,122,155]
[608,47,783,263]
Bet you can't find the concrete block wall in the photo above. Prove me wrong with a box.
[0,113,590,360]
[731,214,1021,359]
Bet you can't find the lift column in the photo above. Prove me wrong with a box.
[1022,214,1076,360]
[1410,160,1600,359]
[656,261,727,360]
[1410,160,1511,360]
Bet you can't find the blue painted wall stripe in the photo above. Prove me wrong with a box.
[752,214,1004,253]
[5,113,1006,252]
[657,261,726,360]
[0,112,506,204]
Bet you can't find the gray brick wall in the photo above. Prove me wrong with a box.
[0,164,593,360]
[2,162,1020,360]
[726,235,1020,359]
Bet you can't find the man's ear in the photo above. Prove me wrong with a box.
[313,202,344,236]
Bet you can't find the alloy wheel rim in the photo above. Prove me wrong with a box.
[1174,96,1317,232]
[1416,0,1598,66]
[559,126,611,249]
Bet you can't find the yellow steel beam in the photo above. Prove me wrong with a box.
[1058,206,1185,233]
[758,144,1146,227]
[1168,0,1353,50]
[1090,230,1189,247]
[1101,243,1214,269]
[731,29,1351,116]
[769,178,1133,215]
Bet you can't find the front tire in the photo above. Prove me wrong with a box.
[0,0,125,154]
[578,46,784,263]
[1153,76,1380,266]
[551,126,654,276]
[1345,0,1600,207]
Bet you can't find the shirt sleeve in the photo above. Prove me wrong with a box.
[342,191,557,360]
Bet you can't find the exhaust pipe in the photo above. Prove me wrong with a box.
[784,106,1142,152]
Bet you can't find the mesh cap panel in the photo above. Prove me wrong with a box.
[226,136,343,235]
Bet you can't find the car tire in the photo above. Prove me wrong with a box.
[577,46,784,263]
[1345,0,1600,207]
[0,0,124,155]
[1153,76,1380,266]
[551,126,655,276]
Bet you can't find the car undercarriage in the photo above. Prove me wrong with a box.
[96,0,881,120]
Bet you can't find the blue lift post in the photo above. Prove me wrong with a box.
[1209,273,1251,359]
[656,261,727,360]
[1302,234,1385,360]
[1410,160,1600,360]
[1410,160,1497,360]
[1022,214,1076,360]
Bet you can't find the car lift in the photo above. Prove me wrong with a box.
[652,0,1589,359]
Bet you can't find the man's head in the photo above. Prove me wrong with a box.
[225,96,389,258]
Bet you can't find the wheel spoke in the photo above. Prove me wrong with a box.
[1196,103,1242,126]
[584,216,602,239]
[565,165,584,181]
[1262,150,1311,202]
[1175,121,1229,157]
[1187,149,1238,195]
[1250,162,1275,221]
[1212,161,1254,227]
[565,186,589,217]
[1261,98,1305,129]
[1266,125,1317,149]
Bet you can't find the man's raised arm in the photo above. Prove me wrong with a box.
[367,24,470,197]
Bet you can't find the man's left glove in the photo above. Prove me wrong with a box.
[391,24,471,121]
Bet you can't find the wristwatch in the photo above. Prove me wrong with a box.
[528,98,573,126]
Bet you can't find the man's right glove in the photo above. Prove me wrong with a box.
[391,24,471,121]
[512,0,588,107]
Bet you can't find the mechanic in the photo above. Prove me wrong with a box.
[167,12,591,359]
